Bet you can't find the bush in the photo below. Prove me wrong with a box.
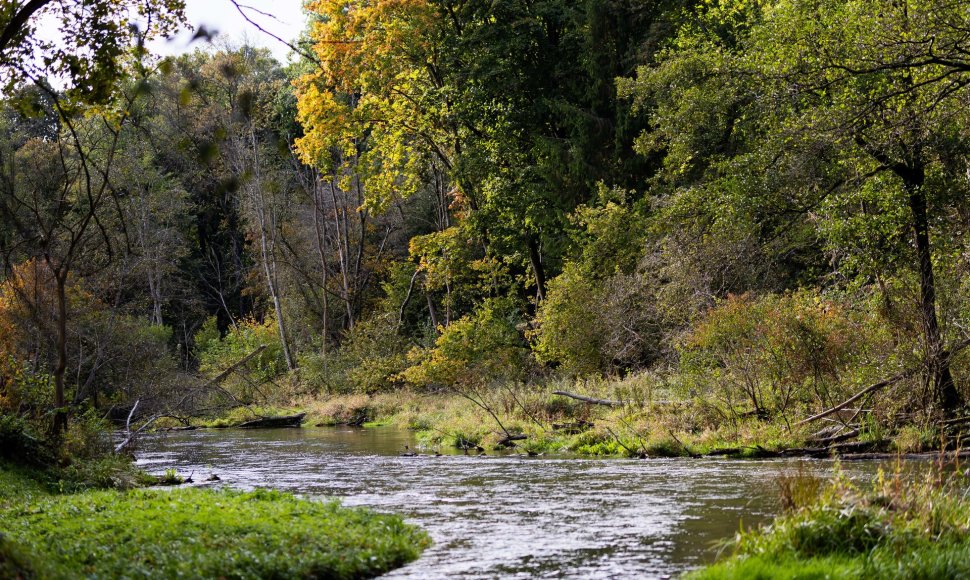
[300,312,411,395]
[533,185,661,376]
[679,291,865,417]
[401,297,529,389]
[0,261,179,409]
[694,465,970,579]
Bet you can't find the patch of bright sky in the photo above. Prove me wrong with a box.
[149,0,309,63]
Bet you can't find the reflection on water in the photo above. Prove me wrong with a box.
[136,427,869,579]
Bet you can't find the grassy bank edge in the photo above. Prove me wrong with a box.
[688,464,970,580]
[154,387,942,459]
[0,462,430,579]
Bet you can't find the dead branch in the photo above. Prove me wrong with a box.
[795,370,914,426]
[552,391,627,407]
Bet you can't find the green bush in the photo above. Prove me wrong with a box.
[401,297,529,388]
[197,316,286,390]
[0,483,429,579]
[679,291,868,417]
[300,312,411,395]
[532,185,660,376]
[533,263,607,375]
[693,466,970,580]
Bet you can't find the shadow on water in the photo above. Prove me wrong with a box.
[136,427,875,579]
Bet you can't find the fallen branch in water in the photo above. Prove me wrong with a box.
[237,413,306,429]
[496,433,527,447]
[114,398,162,453]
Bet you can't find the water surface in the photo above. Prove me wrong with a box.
[136,427,868,579]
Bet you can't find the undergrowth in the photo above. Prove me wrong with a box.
[692,459,970,579]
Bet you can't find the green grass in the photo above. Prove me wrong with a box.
[691,466,970,579]
[0,463,430,579]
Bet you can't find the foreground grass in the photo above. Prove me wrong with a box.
[0,463,429,579]
[692,464,970,579]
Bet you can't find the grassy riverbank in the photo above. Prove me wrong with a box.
[164,375,942,458]
[0,462,429,579]
[692,463,970,579]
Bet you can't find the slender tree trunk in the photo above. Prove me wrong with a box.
[249,128,295,370]
[328,180,355,329]
[51,266,68,434]
[259,225,295,370]
[903,167,962,411]
[426,291,441,330]
[526,233,546,301]
[311,178,330,360]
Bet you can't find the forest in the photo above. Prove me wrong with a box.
[4,0,970,578]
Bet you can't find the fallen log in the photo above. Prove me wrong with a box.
[806,429,860,446]
[496,433,527,447]
[839,450,970,462]
[795,370,913,426]
[238,413,306,429]
[552,391,627,407]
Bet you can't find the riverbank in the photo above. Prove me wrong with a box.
[161,380,947,459]
[691,463,970,579]
[0,461,429,579]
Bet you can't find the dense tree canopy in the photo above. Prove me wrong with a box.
[3,0,970,442]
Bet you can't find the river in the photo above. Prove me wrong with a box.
[136,427,870,579]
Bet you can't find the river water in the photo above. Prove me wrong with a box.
[136,427,871,579]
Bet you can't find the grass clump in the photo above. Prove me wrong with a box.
[692,461,970,579]
[0,465,430,579]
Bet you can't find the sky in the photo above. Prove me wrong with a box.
[149,0,309,63]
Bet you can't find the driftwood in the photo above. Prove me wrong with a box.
[496,433,527,447]
[795,370,913,426]
[552,391,627,407]
[238,413,306,429]
[806,429,860,446]
[839,450,970,462]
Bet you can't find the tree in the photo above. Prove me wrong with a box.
[0,1,186,433]
[625,0,970,412]
[0,0,185,103]
[0,103,131,432]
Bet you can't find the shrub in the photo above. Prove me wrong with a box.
[533,263,606,375]
[533,185,661,376]
[694,465,970,579]
[300,312,411,394]
[197,316,286,391]
[401,297,529,389]
[679,291,862,417]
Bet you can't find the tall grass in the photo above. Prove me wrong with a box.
[693,457,970,579]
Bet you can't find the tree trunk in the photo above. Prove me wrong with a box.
[904,167,962,412]
[311,177,330,360]
[526,233,546,301]
[328,181,355,330]
[249,128,295,371]
[52,267,68,434]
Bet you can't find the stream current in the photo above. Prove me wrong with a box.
[136,426,872,579]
